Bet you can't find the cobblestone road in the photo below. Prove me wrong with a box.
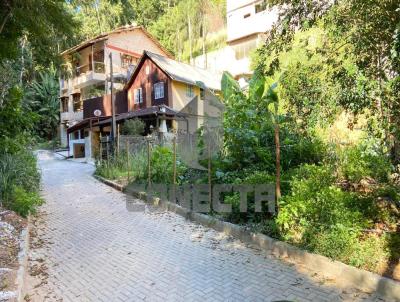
[26,151,386,302]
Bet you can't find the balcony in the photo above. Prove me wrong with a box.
[60,111,83,123]
[73,62,106,89]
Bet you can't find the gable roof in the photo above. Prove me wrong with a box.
[60,25,172,58]
[125,51,222,91]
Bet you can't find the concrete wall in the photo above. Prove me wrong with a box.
[226,0,278,42]
[193,44,254,78]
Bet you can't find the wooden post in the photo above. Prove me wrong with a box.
[127,138,130,183]
[99,132,103,163]
[172,136,177,202]
[147,139,151,190]
[117,123,120,155]
[106,136,109,163]
[208,136,212,211]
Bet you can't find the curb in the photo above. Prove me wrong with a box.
[94,175,400,301]
[16,216,30,302]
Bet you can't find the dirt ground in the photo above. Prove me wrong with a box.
[0,208,27,301]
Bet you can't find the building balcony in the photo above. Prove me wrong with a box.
[60,111,83,123]
[73,62,106,89]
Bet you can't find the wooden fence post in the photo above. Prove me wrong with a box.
[127,138,130,183]
[147,139,151,190]
[173,135,177,201]
[106,136,110,166]
[99,132,103,163]
[117,124,120,155]
[208,137,212,211]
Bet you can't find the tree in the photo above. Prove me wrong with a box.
[127,0,176,28]
[69,0,130,39]
[25,68,60,140]
[261,0,400,162]
[0,0,77,64]
[0,61,36,154]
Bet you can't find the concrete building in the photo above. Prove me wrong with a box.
[59,25,171,147]
[193,0,278,79]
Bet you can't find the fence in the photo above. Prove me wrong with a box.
[96,131,216,196]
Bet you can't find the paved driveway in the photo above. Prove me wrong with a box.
[26,151,385,302]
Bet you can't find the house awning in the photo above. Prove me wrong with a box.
[95,104,187,127]
[67,117,110,134]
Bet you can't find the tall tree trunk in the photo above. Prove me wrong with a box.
[94,1,104,34]
[19,35,27,86]
[202,13,207,68]
[188,14,193,64]
[0,9,11,36]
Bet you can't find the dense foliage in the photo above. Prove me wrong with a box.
[66,0,226,61]
[0,0,77,215]
[121,118,145,136]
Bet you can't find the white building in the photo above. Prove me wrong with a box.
[193,0,278,79]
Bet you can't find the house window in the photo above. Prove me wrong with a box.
[186,84,194,98]
[73,131,79,140]
[121,54,134,69]
[255,0,268,13]
[73,94,82,112]
[134,88,143,104]
[61,97,68,112]
[154,82,164,99]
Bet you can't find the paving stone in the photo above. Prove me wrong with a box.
[26,152,387,302]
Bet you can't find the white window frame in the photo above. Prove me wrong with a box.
[134,88,143,104]
[154,82,164,99]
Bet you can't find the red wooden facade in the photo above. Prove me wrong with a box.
[126,57,171,111]
[83,90,128,119]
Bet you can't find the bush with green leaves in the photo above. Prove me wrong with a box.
[7,186,44,217]
[121,118,145,136]
[95,146,188,185]
[338,143,392,183]
[95,149,148,181]
[145,146,187,184]
[0,150,43,216]
[274,163,397,272]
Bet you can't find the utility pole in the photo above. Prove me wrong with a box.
[109,53,117,148]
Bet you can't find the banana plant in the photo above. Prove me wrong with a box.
[25,68,60,140]
[221,71,281,213]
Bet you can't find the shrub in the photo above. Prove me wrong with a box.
[221,171,276,224]
[339,144,392,183]
[305,224,360,261]
[0,151,42,216]
[0,151,41,203]
[145,146,187,184]
[274,162,395,273]
[349,235,390,272]
[7,186,43,217]
[121,118,145,136]
[276,164,366,242]
[95,149,148,181]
